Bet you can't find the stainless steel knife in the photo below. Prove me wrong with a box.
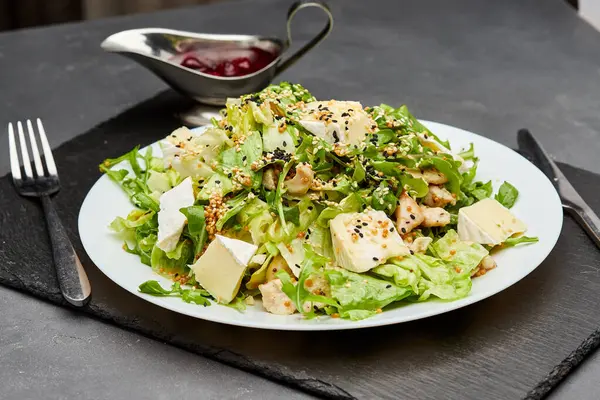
[517,129,600,248]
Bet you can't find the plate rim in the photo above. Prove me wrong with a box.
[78,120,563,331]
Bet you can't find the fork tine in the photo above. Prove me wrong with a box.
[36,119,57,176]
[8,123,22,180]
[26,119,45,177]
[17,121,33,179]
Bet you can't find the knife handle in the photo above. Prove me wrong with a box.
[564,203,600,249]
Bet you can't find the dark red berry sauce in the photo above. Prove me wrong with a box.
[178,47,277,77]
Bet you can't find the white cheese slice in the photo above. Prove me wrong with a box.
[298,100,376,146]
[276,238,305,278]
[458,198,527,245]
[190,235,258,304]
[156,177,195,252]
[330,210,410,273]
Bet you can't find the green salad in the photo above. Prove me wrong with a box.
[102,82,538,320]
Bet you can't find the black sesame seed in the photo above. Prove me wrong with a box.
[359,232,364,238]
[307,229,312,234]
[295,263,301,269]
[410,214,416,220]
[410,250,415,255]
[341,112,349,117]
[324,193,329,200]
[362,222,368,226]
[355,225,361,229]
[308,206,314,210]
[227,173,232,178]
[345,120,349,125]
[242,155,247,161]
[283,141,287,147]
[332,182,338,187]
[389,227,395,232]
[386,284,392,289]
[354,228,360,233]
[373,257,379,261]
[401,227,406,233]
[332,130,340,143]
[332,119,338,123]
[424,134,429,139]
[405,221,410,224]
[215,180,221,184]
[228,126,233,131]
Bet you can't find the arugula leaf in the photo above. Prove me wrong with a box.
[470,180,493,201]
[282,205,300,226]
[502,236,539,247]
[180,206,208,256]
[495,181,519,209]
[371,184,398,214]
[99,146,141,174]
[458,143,476,160]
[138,280,212,306]
[216,191,249,231]
[138,280,172,295]
[375,128,396,145]
[352,160,366,183]
[427,156,462,195]
[180,289,212,306]
[132,192,159,212]
[400,173,429,198]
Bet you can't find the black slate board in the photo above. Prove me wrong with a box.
[1,92,599,400]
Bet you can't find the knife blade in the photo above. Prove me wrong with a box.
[517,128,600,248]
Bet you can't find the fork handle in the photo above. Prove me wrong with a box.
[41,194,91,306]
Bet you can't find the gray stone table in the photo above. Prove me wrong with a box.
[0,0,599,398]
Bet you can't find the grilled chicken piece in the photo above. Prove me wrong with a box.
[410,237,433,254]
[262,168,279,191]
[423,185,456,207]
[265,255,293,282]
[259,279,296,315]
[284,163,314,195]
[420,206,451,227]
[395,192,425,234]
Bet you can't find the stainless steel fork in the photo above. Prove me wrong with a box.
[8,119,91,306]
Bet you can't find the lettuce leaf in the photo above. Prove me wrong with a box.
[315,193,362,227]
[325,268,412,312]
[431,230,488,276]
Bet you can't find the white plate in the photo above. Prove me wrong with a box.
[78,121,563,331]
